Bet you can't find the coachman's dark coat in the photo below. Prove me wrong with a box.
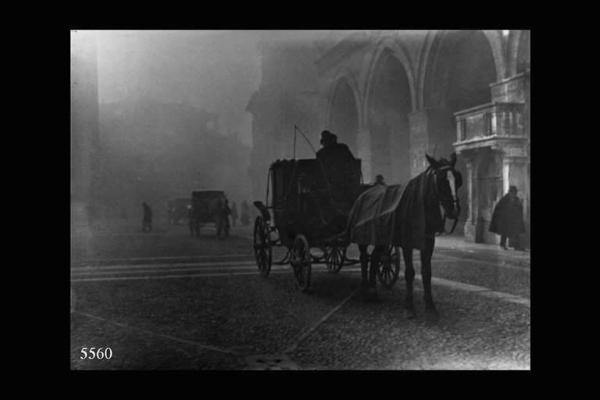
[489,194,525,237]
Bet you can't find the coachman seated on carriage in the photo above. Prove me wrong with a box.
[316,130,360,204]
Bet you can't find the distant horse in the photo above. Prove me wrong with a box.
[190,196,229,239]
[210,197,231,239]
[351,153,462,318]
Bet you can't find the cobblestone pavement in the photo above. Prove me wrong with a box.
[71,222,530,370]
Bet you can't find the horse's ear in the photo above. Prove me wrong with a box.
[426,154,439,168]
[450,152,457,167]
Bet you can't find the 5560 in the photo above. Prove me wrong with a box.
[80,347,113,360]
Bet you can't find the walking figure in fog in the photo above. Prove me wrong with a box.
[489,185,526,250]
[142,202,153,232]
[230,201,238,227]
[187,205,196,236]
[213,197,231,239]
[223,199,232,238]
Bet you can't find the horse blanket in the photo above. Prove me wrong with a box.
[346,184,404,246]
[346,173,430,250]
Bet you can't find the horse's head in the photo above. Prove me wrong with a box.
[426,153,462,221]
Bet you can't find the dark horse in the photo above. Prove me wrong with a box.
[355,153,462,318]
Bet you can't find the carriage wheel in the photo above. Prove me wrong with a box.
[253,216,272,277]
[325,245,345,273]
[290,234,311,292]
[377,246,400,289]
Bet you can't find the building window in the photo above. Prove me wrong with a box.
[460,118,467,141]
[483,112,492,136]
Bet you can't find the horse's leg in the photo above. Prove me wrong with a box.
[358,244,369,291]
[402,247,416,318]
[420,236,437,313]
[369,245,385,301]
[369,245,383,288]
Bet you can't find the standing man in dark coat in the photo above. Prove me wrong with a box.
[489,186,525,250]
[142,202,153,232]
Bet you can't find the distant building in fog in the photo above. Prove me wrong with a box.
[71,30,100,225]
[246,30,530,244]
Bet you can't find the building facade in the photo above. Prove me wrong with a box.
[71,30,100,226]
[246,30,530,244]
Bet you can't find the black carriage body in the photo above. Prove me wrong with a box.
[269,158,363,247]
[191,190,225,223]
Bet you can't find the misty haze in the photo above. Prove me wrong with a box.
[71,30,530,371]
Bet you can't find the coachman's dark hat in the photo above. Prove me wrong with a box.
[320,130,337,145]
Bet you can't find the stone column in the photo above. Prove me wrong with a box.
[462,154,476,242]
[409,108,456,176]
[356,126,372,182]
[408,110,431,178]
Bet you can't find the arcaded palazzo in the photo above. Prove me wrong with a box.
[246,30,530,245]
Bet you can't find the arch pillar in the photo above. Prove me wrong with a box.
[408,107,456,177]
[356,125,373,182]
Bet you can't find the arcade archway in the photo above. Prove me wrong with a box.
[366,50,412,184]
[329,79,359,155]
[424,30,498,235]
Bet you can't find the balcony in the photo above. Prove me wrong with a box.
[454,102,526,150]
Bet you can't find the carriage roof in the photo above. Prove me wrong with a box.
[269,158,362,194]
[192,190,225,196]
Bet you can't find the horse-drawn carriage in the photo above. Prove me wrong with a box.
[190,189,229,237]
[253,141,463,318]
[252,157,401,292]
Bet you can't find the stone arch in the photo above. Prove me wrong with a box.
[506,30,530,76]
[362,37,417,119]
[515,30,530,74]
[363,47,413,184]
[418,30,506,109]
[422,30,498,112]
[326,73,361,154]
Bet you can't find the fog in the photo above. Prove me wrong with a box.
[72,30,356,223]
[75,30,267,221]
[96,30,262,145]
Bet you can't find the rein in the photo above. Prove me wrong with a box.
[427,166,460,236]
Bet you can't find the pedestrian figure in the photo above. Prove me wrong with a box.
[215,198,232,239]
[230,201,238,227]
[223,199,232,237]
[489,186,526,250]
[142,202,153,232]
[187,204,196,237]
[240,200,250,226]
[374,174,386,186]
